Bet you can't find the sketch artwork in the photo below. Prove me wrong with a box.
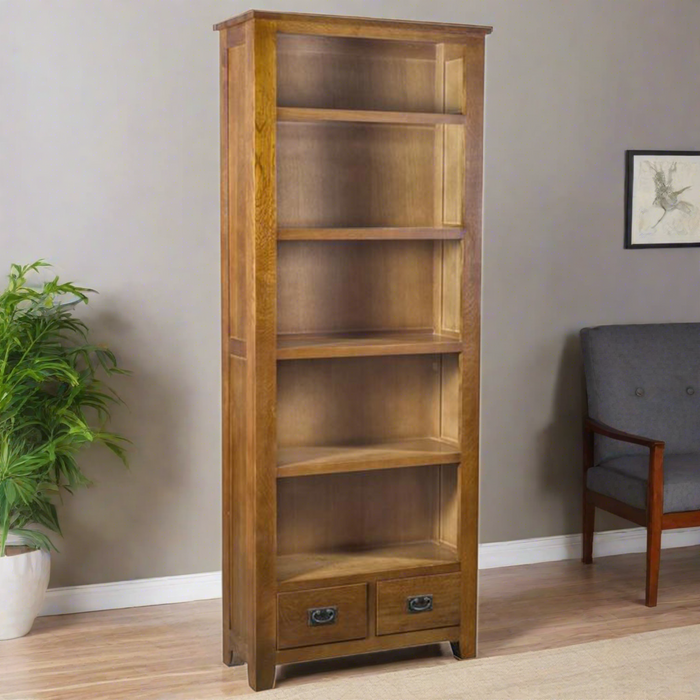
[626,152,700,248]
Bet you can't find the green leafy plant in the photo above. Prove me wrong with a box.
[0,261,128,557]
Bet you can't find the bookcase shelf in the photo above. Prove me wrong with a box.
[276,330,462,360]
[278,227,466,241]
[278,106,467,125]
[277,437,460,477]
[218,11,489,690]
[277,541,460,591]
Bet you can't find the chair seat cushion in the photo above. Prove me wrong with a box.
[587,453,700,513]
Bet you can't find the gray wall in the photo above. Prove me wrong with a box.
[2,0,699,587]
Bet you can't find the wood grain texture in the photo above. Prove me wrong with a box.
[12,547,700,697]
[218,12,487,687]
[662,510,700,528]
[277,584,368,649]
[457,37,485,660]
[277,122,438,228]
[646,444,664,607]
[376,572,461,635]
[274,17,491,44]
[219,27,235,668]
[228,355,249,666]
[221,25,255,670]
[214,10,493,38]
[277,438,460,478]
[276,625,461,665]
[277,241,437,335]
[582,420,595,565]
[278,541,459,591]
[276,467,452,555]
[247,18,278,692]
[277,227,466,241]
[277,355,449,448]
[277,34,442,113]
[278,107,467,125]
[439,464,459,548]
[277,331,462,360]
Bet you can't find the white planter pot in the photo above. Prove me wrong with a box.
[0,548,51,640]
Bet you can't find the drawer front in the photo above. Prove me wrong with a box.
[376,573,460,636]
[277,584,368,649]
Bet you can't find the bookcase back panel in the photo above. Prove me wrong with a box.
[277,122,440,228]
[277,34,441,113]
[277,241,435,334]
[277,355,455,448]
[277,465,458,554]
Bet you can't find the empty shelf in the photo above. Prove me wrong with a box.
[277,437,460,478]
[277,106,467,126]
[278,226,465,241]
[277,540,460,590]
[277,331,462,360]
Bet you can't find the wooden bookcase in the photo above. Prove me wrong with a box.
[215,11,490,691]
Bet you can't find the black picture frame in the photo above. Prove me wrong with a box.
[625,150,700,249]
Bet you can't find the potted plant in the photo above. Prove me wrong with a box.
[0,261,128,640]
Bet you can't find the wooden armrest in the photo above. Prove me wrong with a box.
[584,417,664,450]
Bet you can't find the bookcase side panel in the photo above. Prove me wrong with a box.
[221,20,278,687]
[221,26,254,667]
[248,18,278,692]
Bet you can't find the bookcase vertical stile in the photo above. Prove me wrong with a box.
[458,36,486,659]
[217,12,490,691]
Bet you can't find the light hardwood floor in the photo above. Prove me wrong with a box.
[4,546,700,698]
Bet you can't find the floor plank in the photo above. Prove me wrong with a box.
[3,546,700,697]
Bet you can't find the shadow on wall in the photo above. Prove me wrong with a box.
[537,332,585,535]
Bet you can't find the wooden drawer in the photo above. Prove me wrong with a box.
[277,584,368,650]
[376,573,460,636]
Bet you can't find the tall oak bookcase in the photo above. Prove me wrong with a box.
[215,11,490,691]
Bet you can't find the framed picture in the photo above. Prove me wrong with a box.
[625,150,700,248]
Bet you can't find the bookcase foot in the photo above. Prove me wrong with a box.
[248,662,276,692]
[224,649,245,667]
[223,629,245,667]
[452,635,476,660]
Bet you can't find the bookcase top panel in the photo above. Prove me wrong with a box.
[214,10,493,40]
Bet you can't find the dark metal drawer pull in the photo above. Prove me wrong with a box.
[407,594,433,614]
[308,606,337,626]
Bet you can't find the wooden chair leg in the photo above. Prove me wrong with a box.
[645,522,661,607]
[582,494,594,564]
[645,443,664,607]
[582,420,595,565]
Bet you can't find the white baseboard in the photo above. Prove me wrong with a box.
[39,526,700,617]
[478,525,700,569]
[41,570,222,617]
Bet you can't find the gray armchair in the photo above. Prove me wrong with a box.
[580,323,700,606]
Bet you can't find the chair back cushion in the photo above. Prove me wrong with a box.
[581,323,700,463]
